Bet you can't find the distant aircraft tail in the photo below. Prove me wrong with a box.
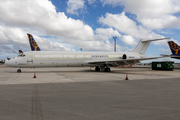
[132,38,171,54]
[27,33,41,51]
[168,41,180,56]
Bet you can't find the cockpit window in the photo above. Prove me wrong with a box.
[17,54,26,57]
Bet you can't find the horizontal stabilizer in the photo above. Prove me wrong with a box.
[132,38,171,54]
[141,38,171,42]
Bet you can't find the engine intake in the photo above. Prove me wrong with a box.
[122,54,140,59]
[122,54,127,59]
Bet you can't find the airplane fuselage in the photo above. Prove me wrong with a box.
[5,51,144,68]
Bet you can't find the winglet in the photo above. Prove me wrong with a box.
[27,33,41,51]
[168,41,180,55]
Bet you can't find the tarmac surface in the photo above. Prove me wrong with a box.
[0,65,180,120]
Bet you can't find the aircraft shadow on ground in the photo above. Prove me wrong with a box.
[6,69,150,75]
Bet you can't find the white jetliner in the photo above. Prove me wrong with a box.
[5,35,170,73]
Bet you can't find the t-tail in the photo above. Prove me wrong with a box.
[168,41,180,56]
[27,33,41,51]
[132,38,171,54]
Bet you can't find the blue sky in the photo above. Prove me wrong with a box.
[0,0,180,62]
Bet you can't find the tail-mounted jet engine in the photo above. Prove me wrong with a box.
[122,54,127,59]
[122,53,142,59]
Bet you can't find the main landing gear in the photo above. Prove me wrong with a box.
[95,66,100,71]
[105,68,110,72]
[17,69,21,73]
[95,66,111,72]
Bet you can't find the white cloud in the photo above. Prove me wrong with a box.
[121,35,137,45]
[100,0,123,6]
[123,0,180,18]
[95,28,121,40]
[124,0,180,29]
[100,0,180,29]
[66,0,85,15]
[0,25,27,45]
[98,12,138,36]
[98,12,165,46]
[0,0,129,60]
[0,25,73,59]
[0,0,94,41]
[140,15,180,29]
[88,0,96,4]
[158,48,171,54]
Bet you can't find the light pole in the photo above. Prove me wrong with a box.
[113,37,117,52]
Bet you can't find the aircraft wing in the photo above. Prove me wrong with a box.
[88,56,164,66]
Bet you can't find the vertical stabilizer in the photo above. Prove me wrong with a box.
[132,38,171,54]
[168,41,180,55]
[27,33,41,51]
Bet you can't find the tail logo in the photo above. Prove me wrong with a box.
[27,33,41,51]
[29,36,38,51]
[168,41,180,54]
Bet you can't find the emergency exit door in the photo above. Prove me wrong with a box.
[27,52,33,64]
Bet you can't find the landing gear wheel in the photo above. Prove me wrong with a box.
[95,67,100,71]
[17,69,21,73]
[105,68,111,72]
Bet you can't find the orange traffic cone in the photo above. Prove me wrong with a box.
[125,74,129,80]
[33,72,37,78]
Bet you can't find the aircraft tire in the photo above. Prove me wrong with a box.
[17,69,21,73]
[95,67,100,71]
[105,68,110,72]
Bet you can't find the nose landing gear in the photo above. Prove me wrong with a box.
[17,69,21,73]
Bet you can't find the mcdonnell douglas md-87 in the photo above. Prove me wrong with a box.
[5,33,170,73]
